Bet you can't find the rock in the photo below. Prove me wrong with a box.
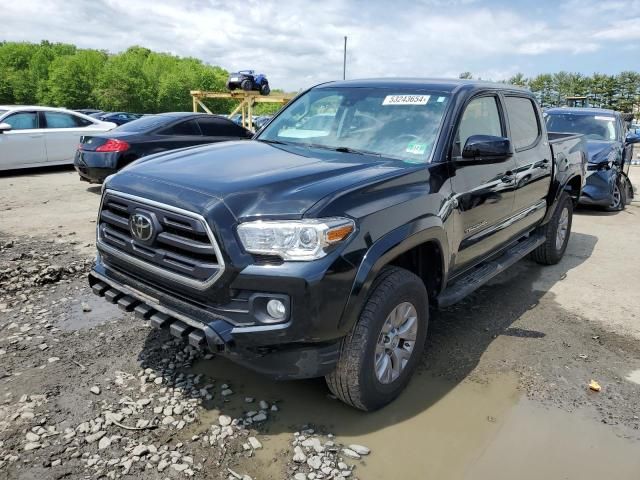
[51,459,61,467]
[98,436,112,450]
[154,377,163,385]
[218,415,232,426]
[25,432,40,442]
[258,400,269,410]
[302,437,324,453]
[307,455,322,470]
[24,442,41,451]
[172,463,189,472]
[244,397,254,403]
[38,343,48,351]
[294,474,306,480]
[47,357,60,363]
[132,444,149,457]
[341,448,361,459]
[81,302,92,312]
[221,389,233,397]
[348,444,370,455]
[252,412,267,422]
[161,416,175,425]
[157,459,170,472]
[85,431,106,443]
[293,445,307,463]
[90,386,101,395]
[248,437,262,450]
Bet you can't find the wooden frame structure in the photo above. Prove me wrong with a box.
[190,90,294,130]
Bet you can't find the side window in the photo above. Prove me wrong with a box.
[505,97,540,150]
[44,112,91,128]
[198,118,246,137]
[159,120,201,136]
[4,112,38,130]
[455,96,503,155]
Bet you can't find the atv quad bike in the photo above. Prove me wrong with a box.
[226,70,271,95]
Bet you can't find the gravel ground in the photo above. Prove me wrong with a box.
[0,166,639,480]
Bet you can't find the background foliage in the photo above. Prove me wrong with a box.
[461,71,640,112]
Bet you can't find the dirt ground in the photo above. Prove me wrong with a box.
[1,166,640,480]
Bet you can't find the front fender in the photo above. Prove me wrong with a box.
[338,218,449,332]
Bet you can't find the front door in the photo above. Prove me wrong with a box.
[449,94,517,273]
[0,111,46,169]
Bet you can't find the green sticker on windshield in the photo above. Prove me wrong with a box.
[406,142,427,155]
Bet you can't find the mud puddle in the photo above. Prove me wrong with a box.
[57,293,121,331]
[191,357,640,480]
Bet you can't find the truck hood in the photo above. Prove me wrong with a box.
[106,140,418,220]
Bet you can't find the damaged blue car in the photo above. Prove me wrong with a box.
[545,107,636,211]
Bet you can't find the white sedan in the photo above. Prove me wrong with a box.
[0,106,117,171]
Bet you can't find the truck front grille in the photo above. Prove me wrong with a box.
[97,190,225,289]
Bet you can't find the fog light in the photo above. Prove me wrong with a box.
[266,299,286,319]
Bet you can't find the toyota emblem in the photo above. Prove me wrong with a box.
[129,213,154,242]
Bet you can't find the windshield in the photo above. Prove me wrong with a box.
[114,115,168,132]
[546,113,617,141]
[257,87,450,163]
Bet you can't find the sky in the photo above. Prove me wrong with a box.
[1,0,639,91]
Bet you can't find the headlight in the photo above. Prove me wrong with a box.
[237,218,355,261]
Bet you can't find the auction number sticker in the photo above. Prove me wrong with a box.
[382,94,430,105]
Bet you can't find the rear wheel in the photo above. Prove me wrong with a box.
[325,266,428,411]
[260,83,271,95]
[241,79,253,91]
[531,192,573,265]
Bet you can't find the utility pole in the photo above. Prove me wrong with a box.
[343,36,347,80]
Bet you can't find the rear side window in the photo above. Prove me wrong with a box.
[44,112,92,128]
[198,118,247,137]
[456,96,503,153]
[4,112,38,130]
[159,119,201,136]
[505,97,540,150]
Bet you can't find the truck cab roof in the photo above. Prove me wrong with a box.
[316,78,531,95]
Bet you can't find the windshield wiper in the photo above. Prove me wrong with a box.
[258,138,290,146]
[306,144,382,157]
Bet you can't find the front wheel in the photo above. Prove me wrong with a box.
[606,175,627,211]
[241,79,253,91]
[325,266,428,411]
[260,83,271,95]
[531,192,573,265]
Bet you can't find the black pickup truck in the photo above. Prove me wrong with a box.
[89,79,586,411]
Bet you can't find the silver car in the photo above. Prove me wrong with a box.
[0,106,117,171]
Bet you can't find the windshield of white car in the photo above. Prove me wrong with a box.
[546,113,617,141]
[257,88,450,163]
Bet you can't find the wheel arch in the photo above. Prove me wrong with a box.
[338,220,449,333]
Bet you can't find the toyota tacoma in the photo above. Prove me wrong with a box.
[89,79,586,411]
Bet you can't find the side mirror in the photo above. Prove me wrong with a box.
[0,122,12,133]
[625,132,640,145]
[461,135,513,161]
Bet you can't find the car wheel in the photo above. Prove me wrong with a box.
[325,266,428,411]
[625,176,634,204]
[241,79,253,91]
[531,192,573,265]
[260,83,271,95]
[606,175,626,211]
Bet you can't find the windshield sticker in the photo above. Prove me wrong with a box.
[594,116,614,121]
[382,95,430,106]
[406,142,428,155]
[437,96,446,103]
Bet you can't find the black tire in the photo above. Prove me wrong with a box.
[241,79,253,91]
[625,176,634,204]
[606,174,626,211]
[531,192,573,265]
[325,266,428,411]
[260,83,271,96]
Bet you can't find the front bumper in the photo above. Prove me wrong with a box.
[89,255,345,379]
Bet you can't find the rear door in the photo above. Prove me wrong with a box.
[0,111,47,169]
[503,95,552,231]
[449,94,517,272]
[41,111,96,164]
[152,119,206,151]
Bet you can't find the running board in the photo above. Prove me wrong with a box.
[437,234,545,308]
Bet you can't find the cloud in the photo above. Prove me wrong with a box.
[0,0,635,90]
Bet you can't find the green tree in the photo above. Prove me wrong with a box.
[45,50,107,108]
